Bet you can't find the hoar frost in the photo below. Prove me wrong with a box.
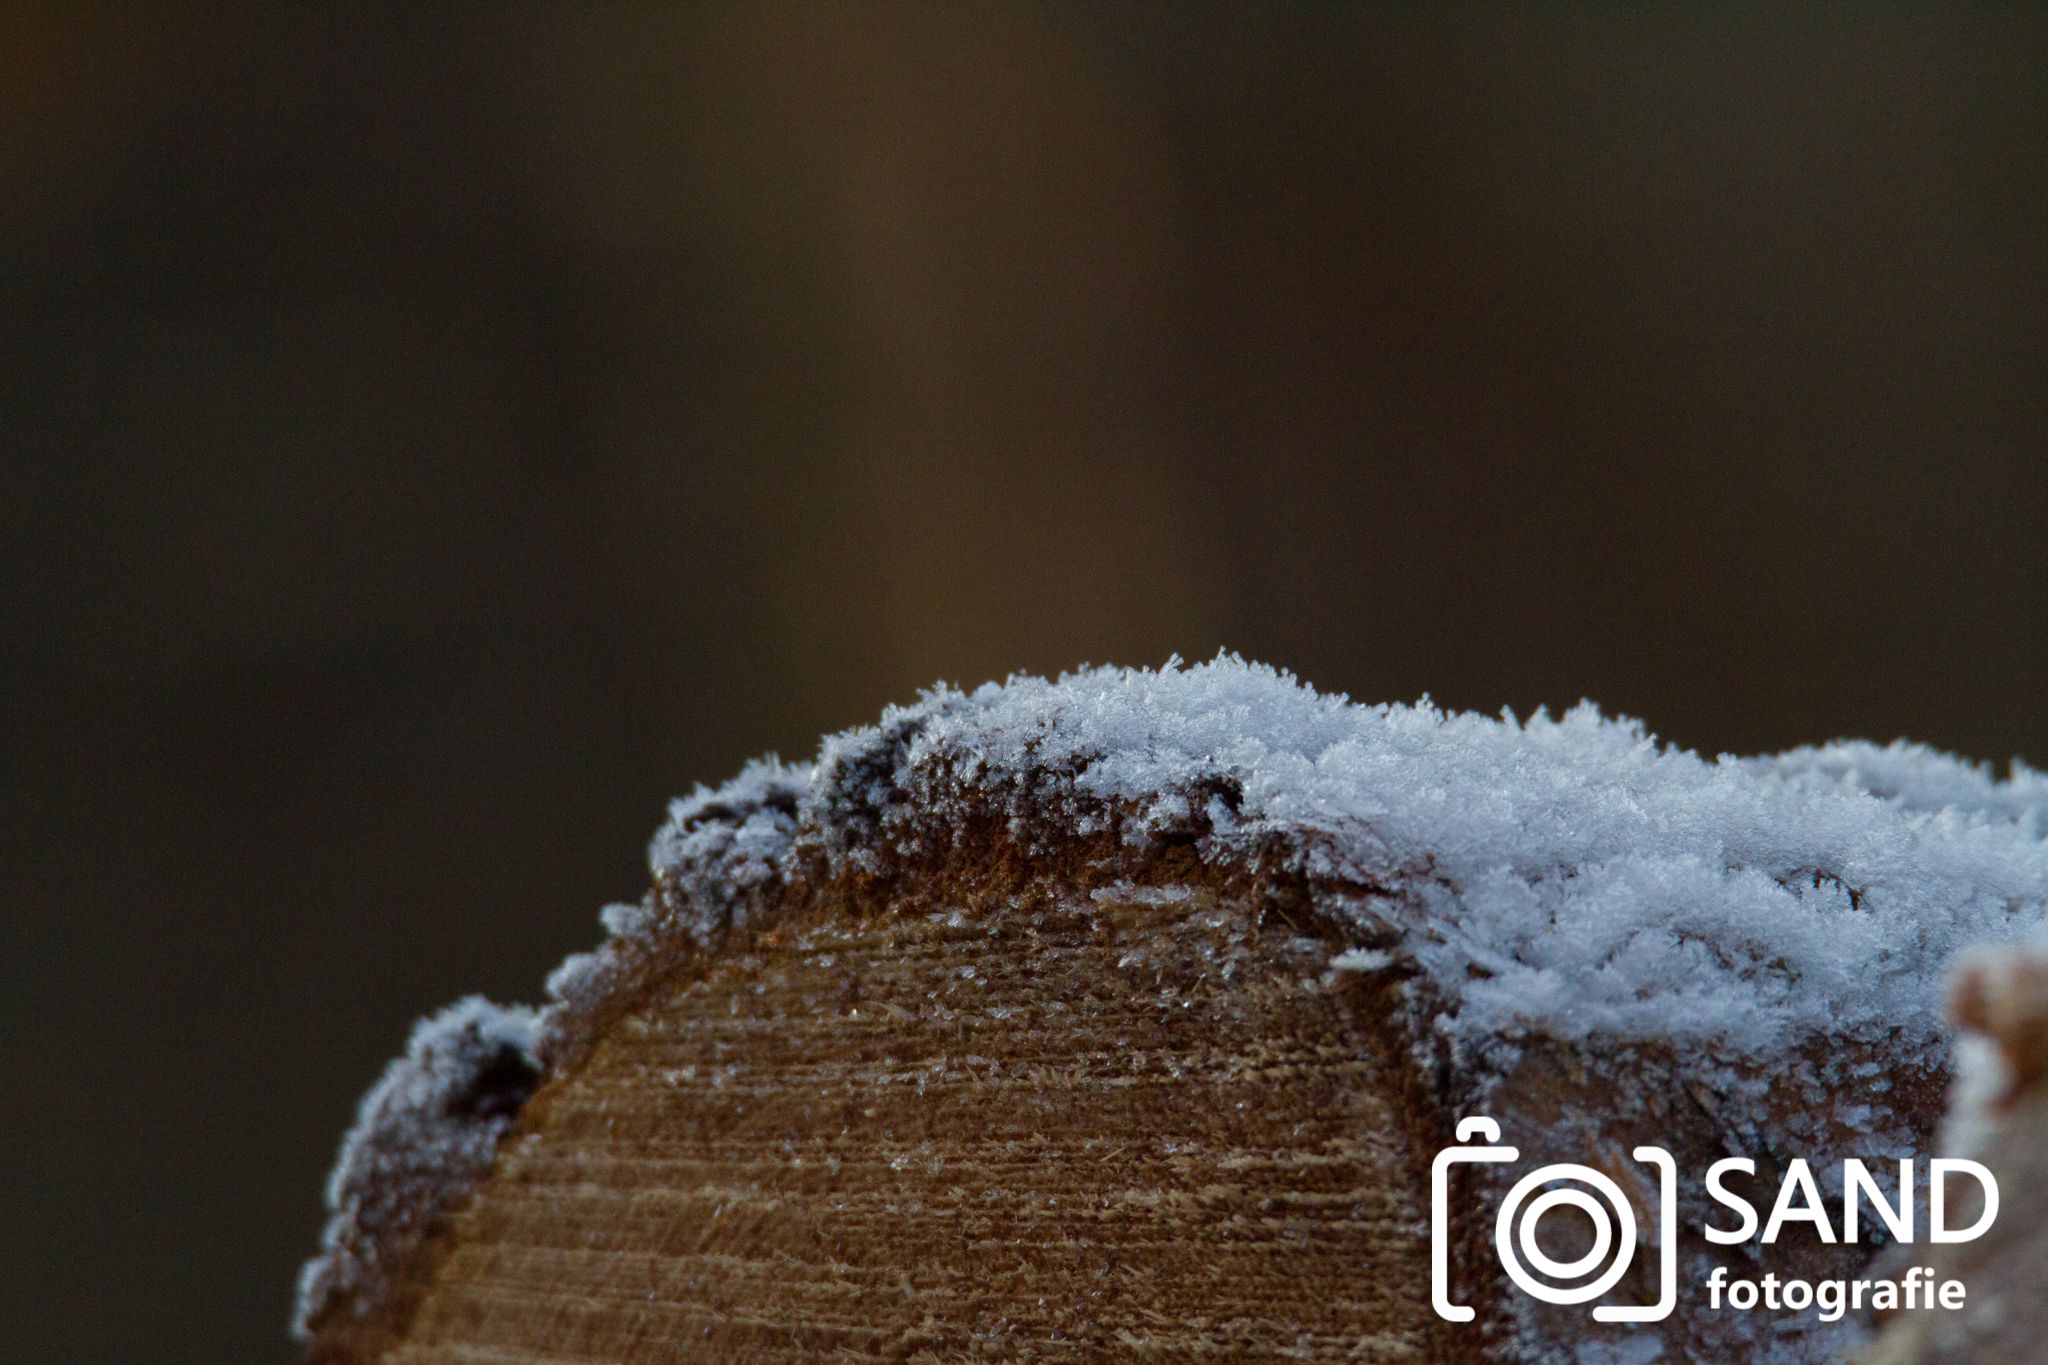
[295,654,2048,1339]
[293,998,539,1340]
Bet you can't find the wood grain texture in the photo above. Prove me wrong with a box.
[346,874,1433,1363]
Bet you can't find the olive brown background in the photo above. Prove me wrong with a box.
[6,7,2046,1362]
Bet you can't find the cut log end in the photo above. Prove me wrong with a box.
[374,882,1431,1360]
[299,658,2048,1362]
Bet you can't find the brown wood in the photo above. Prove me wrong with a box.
[1864,945,2048,1365]
[392,878,1429,1361]
[309,820,1458,1362]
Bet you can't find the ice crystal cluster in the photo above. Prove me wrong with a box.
[297,656,2048,1340]
[293,999,539,1338]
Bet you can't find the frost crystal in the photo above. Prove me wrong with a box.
[293,997,540,1340]
[853,657,2048,1063]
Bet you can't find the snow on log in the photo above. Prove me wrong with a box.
[297,657,2048,1362]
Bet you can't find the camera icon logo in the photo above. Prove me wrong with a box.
[1431,1117,1677,1323]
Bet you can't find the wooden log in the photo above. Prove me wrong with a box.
[297,660,2048,1363]
[1863,940,2048,1364]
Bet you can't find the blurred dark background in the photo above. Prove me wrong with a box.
[5,6,2045,1361]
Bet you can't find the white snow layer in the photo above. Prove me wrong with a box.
[296,655,2048,1338]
